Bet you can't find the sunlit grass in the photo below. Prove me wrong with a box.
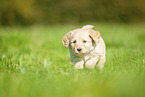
[0,24,145,97]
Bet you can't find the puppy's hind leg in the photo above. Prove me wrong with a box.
[96,56,106,70]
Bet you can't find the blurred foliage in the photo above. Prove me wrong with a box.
[0,0,145,25]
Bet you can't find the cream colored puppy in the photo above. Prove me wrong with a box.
[62,25,106,70]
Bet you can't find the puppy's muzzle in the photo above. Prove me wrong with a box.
[77,48,82,52]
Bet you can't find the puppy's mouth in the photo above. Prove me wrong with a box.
[75,51,85,56]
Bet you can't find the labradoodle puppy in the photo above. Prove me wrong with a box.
[62,25,106,70]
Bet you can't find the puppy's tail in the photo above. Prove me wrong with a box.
[82,25,94,30]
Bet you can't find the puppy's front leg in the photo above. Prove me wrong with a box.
[74,59,84,69]
[85,57,99,69]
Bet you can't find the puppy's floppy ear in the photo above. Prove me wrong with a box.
[62,32,71,48]
[82,25,94,30]
[89,30,100,43]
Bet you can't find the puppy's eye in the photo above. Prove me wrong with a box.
[73,40,76,43]
[83,40,87,43]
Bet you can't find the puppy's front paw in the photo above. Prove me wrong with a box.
[75,64,83,69]
[96,65,104,70]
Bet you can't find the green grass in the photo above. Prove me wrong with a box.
[0,24,145,97]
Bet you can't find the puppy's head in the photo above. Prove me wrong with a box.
[62,25,100,56]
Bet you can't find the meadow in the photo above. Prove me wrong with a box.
[0,23,145,97]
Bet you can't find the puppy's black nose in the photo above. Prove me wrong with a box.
[77,48,82,52]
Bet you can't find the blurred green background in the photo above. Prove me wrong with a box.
[0,0,145,25]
